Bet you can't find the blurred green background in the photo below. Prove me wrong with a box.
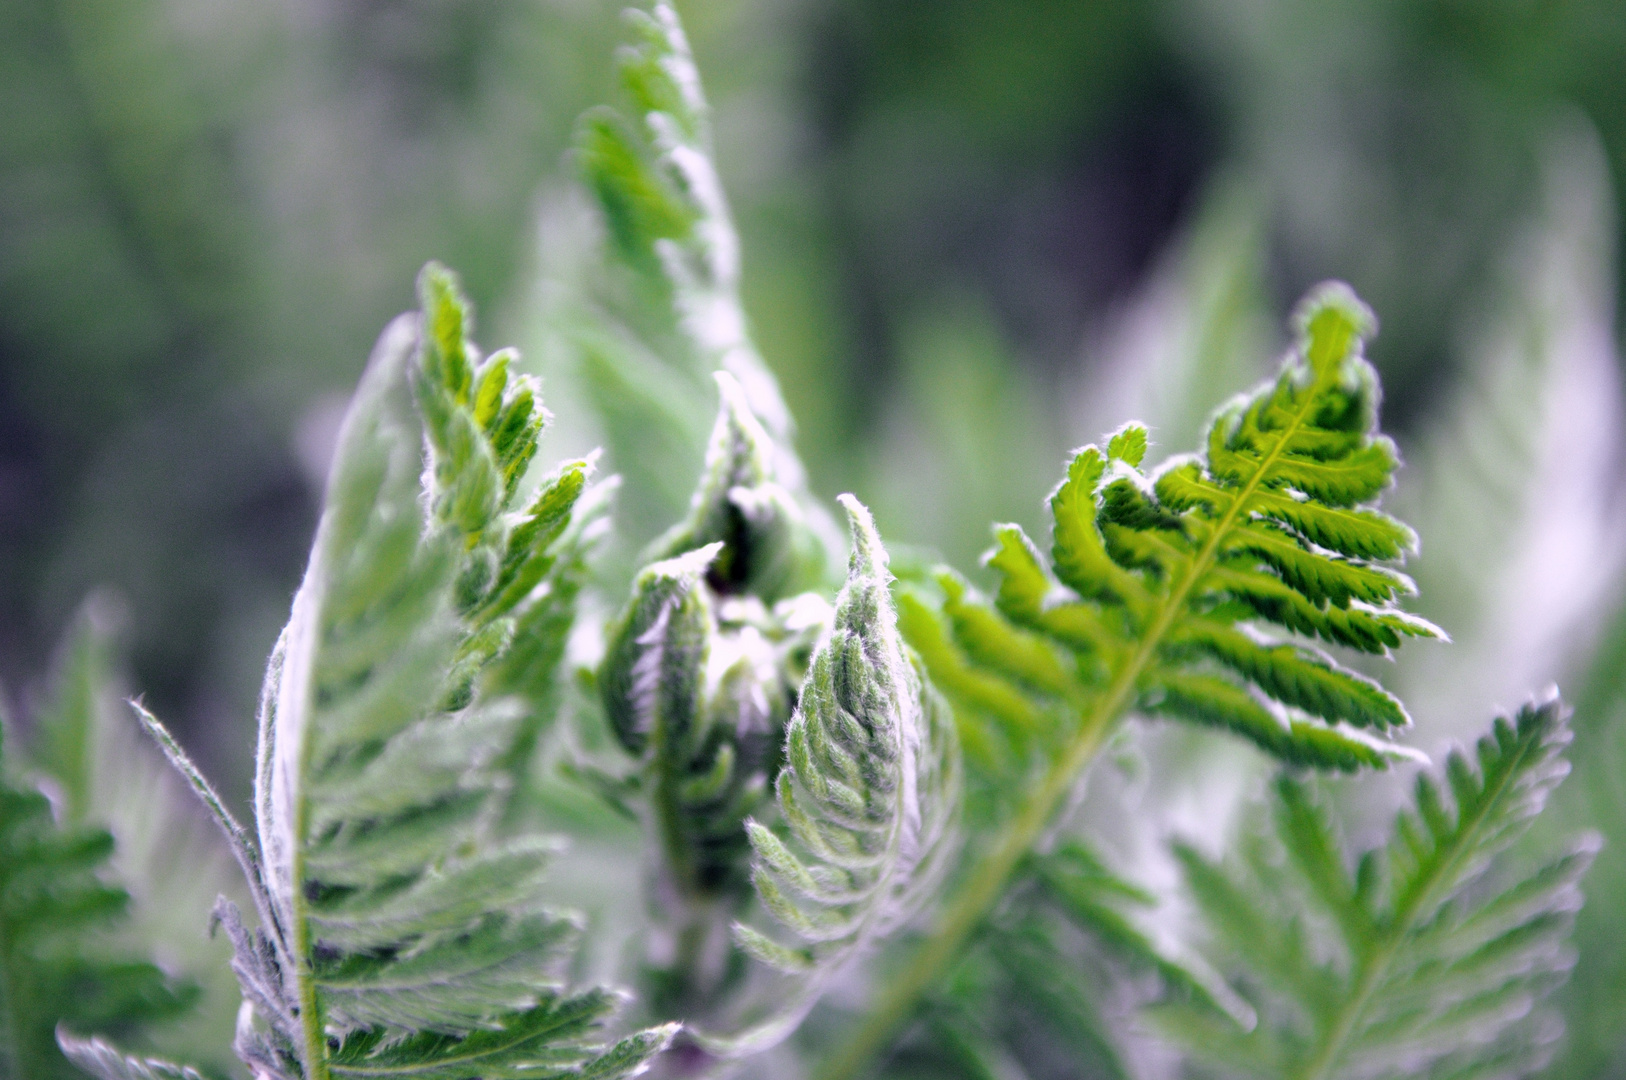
[3,0,1626,1074]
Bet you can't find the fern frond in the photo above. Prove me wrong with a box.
[1155,695,1593,1080]
[25,603,243,1074]
[714,496,959,1054]
[0,724,197,1080]
[827,282,1436,1080]
[915,283,1435,780]
[125,265,674,1080]
[892,839,1253,1080]
[573,1,839,558]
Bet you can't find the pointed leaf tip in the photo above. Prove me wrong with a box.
[648,540,726,583]
[837,494,889,581]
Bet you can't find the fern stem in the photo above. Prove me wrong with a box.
[817,362,1335,1080]
[1292,716,1545,1080]
[292,670,331,1080]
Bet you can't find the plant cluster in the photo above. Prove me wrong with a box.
[0,5,1600,1080]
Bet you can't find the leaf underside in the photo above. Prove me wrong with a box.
[717,496,960,1055]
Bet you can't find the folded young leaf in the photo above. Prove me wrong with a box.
[717,496,961,1055]
[1155,694,1594,1080]
[595,373,833,1015]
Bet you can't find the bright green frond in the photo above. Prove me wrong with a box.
[869,281,1437,1080]
[911,281,1434,787]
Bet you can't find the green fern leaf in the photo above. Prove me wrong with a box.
[0,725,197,1080]
[25,604,244,1075]
[713,496,960,1054]
[891,840,1250,1080]
[1155,695,1593,1079]
[827,282,1436,1080]
[122,265,674,1080]
[915,283,1436,780]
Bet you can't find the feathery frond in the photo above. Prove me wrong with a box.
[0,723,197,1080]
[886,839,1251,1080]
[112,265,673,1080]
[1155,694,1592,1079]
[26,603,242,1075]
[713,496,959,1054]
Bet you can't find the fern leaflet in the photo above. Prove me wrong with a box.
[1155,694,1593,1079]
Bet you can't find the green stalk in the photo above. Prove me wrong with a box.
[294,690,330,1080]
[816,367,1333,1080]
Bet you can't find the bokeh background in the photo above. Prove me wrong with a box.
[3,0,1626,1075]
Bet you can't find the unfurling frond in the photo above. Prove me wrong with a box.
[595,373,833,1015]
[114,265,673,1080]
[574,0,839,559]
[577,5,789,438]
[714,496,960,1053]
[1156,695,1592,1080]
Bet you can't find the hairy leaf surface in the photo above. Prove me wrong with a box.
[113,267,673,1080]
[718,496,960,1054]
